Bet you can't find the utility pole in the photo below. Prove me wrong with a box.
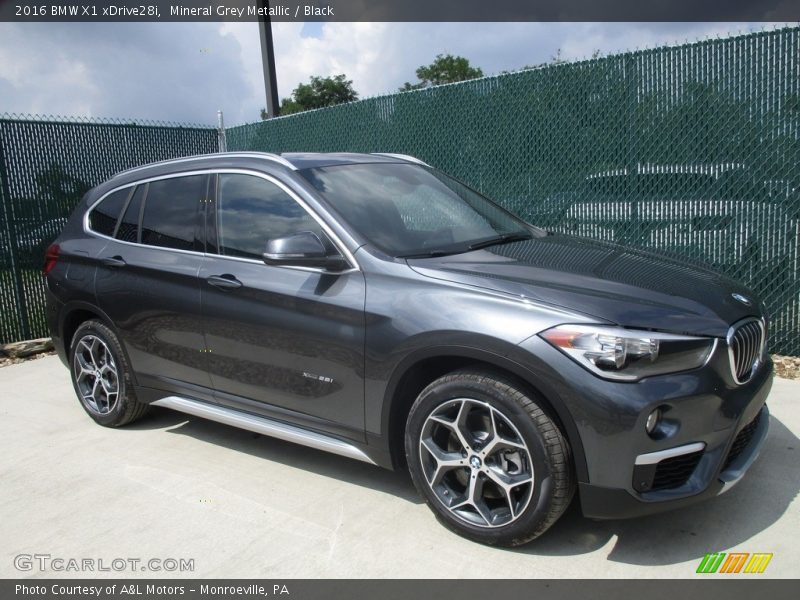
[217,110,227,152]
[258,0,280,118]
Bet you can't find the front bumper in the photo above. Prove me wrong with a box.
[579,403,770,519]
[517,335,773,520]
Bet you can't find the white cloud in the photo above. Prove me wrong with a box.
[0,22,252,124]
[223,21,772,122]
[0,21,774,126]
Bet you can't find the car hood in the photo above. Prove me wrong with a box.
[407,234,761,337]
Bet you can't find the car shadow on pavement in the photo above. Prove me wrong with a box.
[125,407,797,565]
[125,406,423,504]
[517,415,799,566]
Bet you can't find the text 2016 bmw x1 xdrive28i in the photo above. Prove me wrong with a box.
[45,152,772,546]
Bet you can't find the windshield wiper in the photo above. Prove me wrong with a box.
[468,232,532,250]
[398,249,457,259]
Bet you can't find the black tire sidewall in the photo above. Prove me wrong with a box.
[69,321,132,427]
[405,373,560,546]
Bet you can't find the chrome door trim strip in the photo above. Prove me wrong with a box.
[151,396,376,465]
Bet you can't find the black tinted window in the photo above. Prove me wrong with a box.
[217,174,325,260]
[141,175,205,250]
[116,185,145,243]
[89,188,129,236]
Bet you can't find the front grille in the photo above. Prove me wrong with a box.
[723,409,763,471]
[728,319,765,384]
[651,450,704,490]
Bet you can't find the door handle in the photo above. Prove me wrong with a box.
[206,274,243,290]
[101,256,126,268]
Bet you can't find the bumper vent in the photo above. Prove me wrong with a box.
[723,409,763,471]
[651,450,704,491]
[728,318,765,384]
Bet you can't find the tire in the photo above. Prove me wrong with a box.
[405,369,574,547]
[69,319,149,427]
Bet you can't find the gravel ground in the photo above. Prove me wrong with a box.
[773,355,800,380]
[0,349,55,369]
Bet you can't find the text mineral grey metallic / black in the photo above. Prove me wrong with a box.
[45,152,772,546]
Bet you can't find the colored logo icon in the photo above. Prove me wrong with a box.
[696,552,773,574]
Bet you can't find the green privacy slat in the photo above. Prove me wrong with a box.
[227,26,800,356]
[0,115,217,344]
[2,27,799,355]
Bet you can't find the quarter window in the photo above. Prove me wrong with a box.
[115,185,145,243]
[140,175,206,251]
[216,174,326,260]
[88,188,130,237]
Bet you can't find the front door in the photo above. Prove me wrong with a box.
[200,172,366,440]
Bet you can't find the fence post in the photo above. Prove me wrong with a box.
[217,110,227,152]
[0,121,31,341]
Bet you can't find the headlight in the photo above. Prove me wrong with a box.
[540,324,716,381]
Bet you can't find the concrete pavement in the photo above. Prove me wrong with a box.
[1,355,798,578]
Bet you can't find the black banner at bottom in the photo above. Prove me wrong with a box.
[3,580,799,600]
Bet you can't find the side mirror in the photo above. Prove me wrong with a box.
[262,231,348,271]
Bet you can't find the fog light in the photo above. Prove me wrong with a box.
[646,408,661,435]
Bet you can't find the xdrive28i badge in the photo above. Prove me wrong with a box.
[732,293,753,306]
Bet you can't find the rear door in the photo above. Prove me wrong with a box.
[200,171,366,440]
[94,173,212,394]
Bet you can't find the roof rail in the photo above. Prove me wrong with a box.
[371,153,430,167]
[112,151,297,178]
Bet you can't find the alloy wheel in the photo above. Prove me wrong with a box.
[418,398,534,528]
[73,335,120,415]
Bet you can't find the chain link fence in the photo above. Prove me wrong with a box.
[1,28,798,354]
[0,115,217,344]
[228,26,800,355]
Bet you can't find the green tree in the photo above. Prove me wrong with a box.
[261,74,358,118]
[400,53,483,91]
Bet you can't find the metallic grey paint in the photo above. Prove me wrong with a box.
[46,152,774,520]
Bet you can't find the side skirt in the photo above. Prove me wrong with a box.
[151,395,377,466]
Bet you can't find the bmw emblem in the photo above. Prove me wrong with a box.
[731,293,752,306]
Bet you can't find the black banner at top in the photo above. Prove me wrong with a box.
[1,0,799,22]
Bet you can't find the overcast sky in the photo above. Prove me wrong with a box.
[0,21,771,126]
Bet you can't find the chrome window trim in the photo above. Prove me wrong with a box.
[634,442,706,466]
[112,152,297,178]
[84,168,360,274]
[726,316,766,385]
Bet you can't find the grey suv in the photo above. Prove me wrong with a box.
[45,152,772,546]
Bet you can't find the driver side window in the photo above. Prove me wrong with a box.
[215,173,327,260]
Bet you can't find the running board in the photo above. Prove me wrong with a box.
[150,396,376,465]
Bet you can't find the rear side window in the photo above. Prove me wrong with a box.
[216,173,326,260]
[115,185,145,243]
[88,188,130,236]
[140,175,206,251]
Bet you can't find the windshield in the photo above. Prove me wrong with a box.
[300,162,532,257]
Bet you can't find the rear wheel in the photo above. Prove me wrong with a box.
[69,320,149,427]
[405,369,574,546]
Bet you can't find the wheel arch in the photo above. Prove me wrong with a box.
[59,301,115,354]
[58,302,139,387]
[380,345,588,482]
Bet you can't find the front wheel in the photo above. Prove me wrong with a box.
[405,369,574,546]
